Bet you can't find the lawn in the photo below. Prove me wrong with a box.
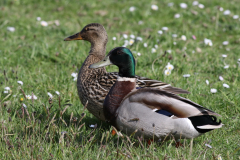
[0,0,240,159]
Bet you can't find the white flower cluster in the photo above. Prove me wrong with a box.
[164,62,174,76]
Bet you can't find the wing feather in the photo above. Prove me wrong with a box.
[124,88,220,118]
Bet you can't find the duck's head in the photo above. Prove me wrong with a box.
[90,47,135,77]
[64,23,108,46]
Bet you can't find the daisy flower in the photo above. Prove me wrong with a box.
[17,81,23,85]
[164,69,171,76]
[210,88,217,93]
[222,41,229,45]
[223,83,230,88]
[151,4,158,10]
[223,10,230,15]
[129,6,136,12]
[41,21,48,27]
[165,62,174,71]
[206,80,209,85]
[181,35,187,41]
[180,3,187,9]
[48,92,53,98]
[204,38,213,46]
[7,27,15,32]
[183,74,190,78]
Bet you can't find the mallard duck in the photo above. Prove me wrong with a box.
[64,23,189,121]
[89,47,222,140]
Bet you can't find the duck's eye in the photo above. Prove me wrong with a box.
[85,28,89,31]
[117,51,123,55]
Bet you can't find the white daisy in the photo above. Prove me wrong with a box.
[4,87,10,90]
[112,37,116,41]
[48,92,53,98]
[167,50,172,53]
[219,76,224,81]
[138,21,143,25]
[206,80,209,85]
[233,15,239,19]
[198,4,204,9]
[223,83,230,88]
[26,95,31,100]
[151,4,158,10]
[158,30,163,34]
[130,34,135,39]
[36,17,41,21]
[123,34,128,39]
[204,38,213,46]
[180,3,187,9]
[192,1,199,6]
[183,74,190,78]
[3,90,9,94]
[168,2,174,7]
[7,27,15,32]
[210,88,217,93]
[17,81,23,85]
[71,72,77,78]
[33,95,37,100]
[181,35,187,41]
[23,103,27,108]
[151,48,156,53]
[174,13,180,18]
[205,143,212,148]
[136,37,143,41]
[222,41,229,45]
[129,39,134,45]
[129,6,136,12]
[41,21,48,27]
[164,69,171,76]
[223,10,231,15]
[224,65,229,69]
[165,62,174,71]
[162,27,168,31]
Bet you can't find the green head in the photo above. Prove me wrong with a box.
[89,47,135,77]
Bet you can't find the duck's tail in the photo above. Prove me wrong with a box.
[188,115,223,133]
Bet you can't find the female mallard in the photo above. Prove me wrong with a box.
[89,47,222,140]
[64,23,189,121]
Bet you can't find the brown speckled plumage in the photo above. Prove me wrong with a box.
[64,23,189,121]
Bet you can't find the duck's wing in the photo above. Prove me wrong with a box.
[124,88,220,118]
[136,76,190,94]
[98,72,189,94]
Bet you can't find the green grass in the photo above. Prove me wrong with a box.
[0,0,240,159]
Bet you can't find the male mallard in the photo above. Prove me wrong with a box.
[89,47,222,140]
[64,23,189,121]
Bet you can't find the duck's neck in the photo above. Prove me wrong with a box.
[118,51,135,78]
[119,66,135,78]
[103,76,136,125]
[78,43,107,84]
[90,40,107,57]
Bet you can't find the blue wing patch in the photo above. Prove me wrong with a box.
[155,109,173,117]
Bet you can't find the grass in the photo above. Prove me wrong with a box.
[0,0,240,159]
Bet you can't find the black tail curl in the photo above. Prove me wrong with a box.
[188,115,222,133]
